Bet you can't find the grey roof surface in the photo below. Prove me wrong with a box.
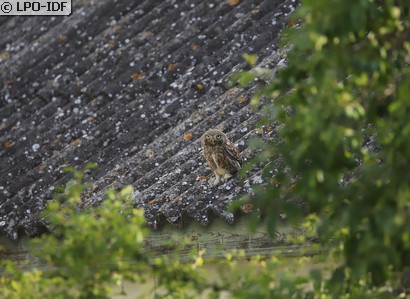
[0,0,296,239]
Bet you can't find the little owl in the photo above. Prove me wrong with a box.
[201,129,242,186]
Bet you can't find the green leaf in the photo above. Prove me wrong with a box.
[229,71,258,87]
[62,166,75,173]
[84,162,98,170]
[242,53,258,66]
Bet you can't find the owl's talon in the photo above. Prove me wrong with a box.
[212,175,221,186]
[223,174,232,182]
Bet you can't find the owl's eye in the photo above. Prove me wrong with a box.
[216,134,222,139]
[205,135,212,140]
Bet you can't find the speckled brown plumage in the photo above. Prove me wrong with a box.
[201,129,242,186]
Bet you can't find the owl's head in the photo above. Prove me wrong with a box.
[202,130,227,146]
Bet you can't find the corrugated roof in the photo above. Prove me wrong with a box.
[0,0,297,239]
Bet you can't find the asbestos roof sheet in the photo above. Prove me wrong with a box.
[0,0,297,239]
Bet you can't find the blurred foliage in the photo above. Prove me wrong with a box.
[0,167,337,299]
[0,166,208,299]
[236,0,410,296]
[0,165,148,299]
[1,162,403,298]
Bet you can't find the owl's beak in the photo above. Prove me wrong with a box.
[210,138,215,145]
